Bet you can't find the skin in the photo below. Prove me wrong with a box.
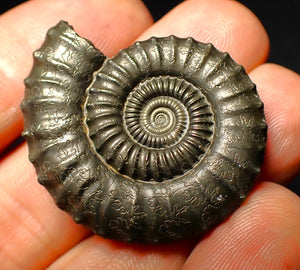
[0,0,299,269]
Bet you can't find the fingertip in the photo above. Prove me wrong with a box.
[72,0,153,55]
[250,63,300,183]
[184,182,300,269]
[139,0,269,70]
[0,144,91,269]
[48,235,192,270]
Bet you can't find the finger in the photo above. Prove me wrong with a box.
[48,237,194,270]
[183,182,300,269]
[139,0,269,71]
[0,145,90,269]
[0,0,153,152]
[249,64,300,184]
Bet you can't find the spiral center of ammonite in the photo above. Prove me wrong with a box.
[149,108,173,130]
[152,109,170,127]
[135,96,188,147]
[87,75,214,181]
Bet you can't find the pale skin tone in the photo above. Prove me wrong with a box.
[0,0,300,269]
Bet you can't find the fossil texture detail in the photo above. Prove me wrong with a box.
[21,21,267,243]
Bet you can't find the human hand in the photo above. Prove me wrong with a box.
[0,0,300,269]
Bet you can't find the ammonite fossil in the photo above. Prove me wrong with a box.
[21,21,267,244]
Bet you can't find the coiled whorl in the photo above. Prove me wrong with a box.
[21,21,267,243]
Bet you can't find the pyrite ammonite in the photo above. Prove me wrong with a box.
[21,21,267,244]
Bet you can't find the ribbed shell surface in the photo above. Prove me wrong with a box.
[21,21,267,244]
